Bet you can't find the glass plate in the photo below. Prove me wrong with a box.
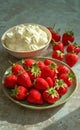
[1,57,78,110]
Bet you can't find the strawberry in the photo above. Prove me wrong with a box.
[41,64,56,79]
[66,43,76,53]
[46,77,54,87]
[34,77,49,92]
[37,61,45,71]
[27,62,41,81]
[4,74,17,88]
[65,52,79,67]
[47,27,61,42]
[67,42,80,54]
[52,41,64,52]
[44,59,57,67]
[59,72,73,87]
[17,71,32,88]
[55,79,68,97]
[44,59,58,75]
[74,46,80,54]
[12,63,25,76]
[52,50,64,61]
[22,59,35,70]
[27,89,43,105]
[11,86,28,101]
[43,87,59,104]
[57,65,71,78]
[51,31,61,42]
[62,31,74,46]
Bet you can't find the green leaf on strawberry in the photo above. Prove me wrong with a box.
[31,62,41,77]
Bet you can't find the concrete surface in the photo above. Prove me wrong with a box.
[0,0,80,130]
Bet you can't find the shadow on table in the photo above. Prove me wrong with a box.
[44,107,80,130]
[0,87,64,125]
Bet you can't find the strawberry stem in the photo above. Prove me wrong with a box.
[66,31,74,36]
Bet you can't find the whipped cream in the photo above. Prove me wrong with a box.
[4,24,48,52]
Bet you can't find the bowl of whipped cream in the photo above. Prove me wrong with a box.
[1,23,52,58]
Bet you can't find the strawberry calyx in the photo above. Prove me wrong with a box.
[17,69,25,76]
[49,63,57,71]
[55,79,66,89]
[31,62,41,77]
[67,72,74,80]
[52,41,57,46]
[57,50,64,57]
[66,31,74,36]
[11,86,19,97]
[67,51,76,54]
[74,42,80,48]
[48,87,58,98]
[68,41,80,48]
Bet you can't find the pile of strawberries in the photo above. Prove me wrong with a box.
[47,27,80,67]
[3,58,74,105]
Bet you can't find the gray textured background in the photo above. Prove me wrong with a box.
[0,0,80,130]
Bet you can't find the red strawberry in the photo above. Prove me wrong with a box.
[55,79,68,97]
[17,71,32,88]
[46,77,54,87]
[52,50,64,61]
[11,86,28,101]
[41,64,56,79]
[57,65,71,78]
[34,77,49,92]
[44,59,57,67]
[59,72,73,87]
[66,43,76,53]
[28,62,41,81]
[47,27,61,42]
[52,41,64,52]
[43,87,59,104]
[44,59,58,74]
[37,61,45,71]
[62,31,74,46]
[4,74,17,88]
[52,31,61,42]
[65,52,79,67]
[67,42,80,54]
[27,89,43,105]
[22,59,35,70]
[74,46,80,54]
[12,63,25,76]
